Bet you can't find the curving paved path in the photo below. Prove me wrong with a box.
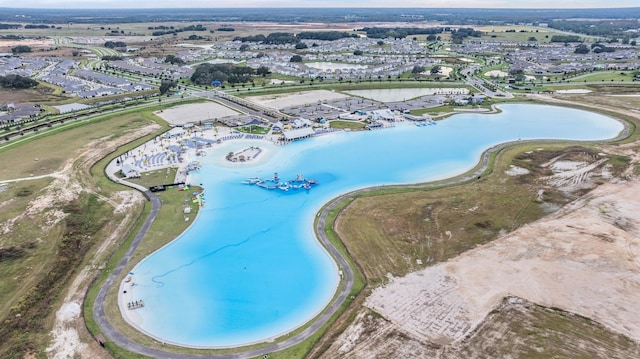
[93,170,356,358]
[93,111,631,358]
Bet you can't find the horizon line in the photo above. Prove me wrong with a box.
[2,6,640,10]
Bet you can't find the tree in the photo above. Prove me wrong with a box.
[377,40,384,46]
[159,80,176,95]
[164,54,185,65]
[104,41,126,48]
[239,44,250,52]
[290,55,303,63]
[426,34,437,41]
[411,65,425,74]
[11,45,31,53]
[295,42,308,49]
[190,63,254,85]
[430,65,441,75]
[574,44,590,54]
[353,50,363,56]
[256,66,271,77]
[0,74,38,89]
[528,36,538,41]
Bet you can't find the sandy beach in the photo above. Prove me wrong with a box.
[113,129,280,334]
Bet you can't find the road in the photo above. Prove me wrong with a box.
[460,65,513,99]
[92,170,356,358]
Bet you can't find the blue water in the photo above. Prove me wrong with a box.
[126,104,623,347]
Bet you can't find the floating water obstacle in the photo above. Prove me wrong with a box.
[243,172,318,192]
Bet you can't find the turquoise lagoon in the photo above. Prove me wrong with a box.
[125,104,624,347]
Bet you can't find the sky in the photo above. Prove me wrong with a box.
[0,0,638,9]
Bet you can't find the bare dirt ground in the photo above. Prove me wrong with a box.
[2,125,159,359]
[320,96,640,358]
[246,90,350,110]
[0,86,69,104]
[154,101,240,125]
[323,152,640,358]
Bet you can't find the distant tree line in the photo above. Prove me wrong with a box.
[548,20,640,39]
[104,41,127,48]
[234,32,296,45]
[0,23,21,29]
[191,63,255,85]
[360,27,444,39]
[576,43,617,54]
[24,24,53,29]
[450,28,482,44]
[0,35,23,40]
[216,27,235,32]
[550,35,582,43]
[101,55,123,61]
[0,23,55,29]
[11,45,32,53]
[296,31,358,41]
[151,24,206,36]
[1,7,639,26]
[234,30,356,44]
[148,25,174,30]
[0,74,38,89]
[591,43,616,53]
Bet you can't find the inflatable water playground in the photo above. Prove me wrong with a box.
[243,173,318,192]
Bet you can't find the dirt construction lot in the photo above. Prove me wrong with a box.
[155,102,240,125]
[323,159,640,358]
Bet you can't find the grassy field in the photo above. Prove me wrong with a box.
[0,177,56,321]
[0,189,122,358]
[477,26,560,43]
[235,124,271,134]
[330,120,366,130]
[0,85,71,105]
[455,298,640,358]
[333,144,629,283]
[0,105,171,357]
[567,71,636,83]
[410,104,493,117]
[0,110,161,180]
[432,26,567,44]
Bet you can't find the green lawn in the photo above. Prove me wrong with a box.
[330,120,366,130]
[568,71,635,83]
[236,124,270,134]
